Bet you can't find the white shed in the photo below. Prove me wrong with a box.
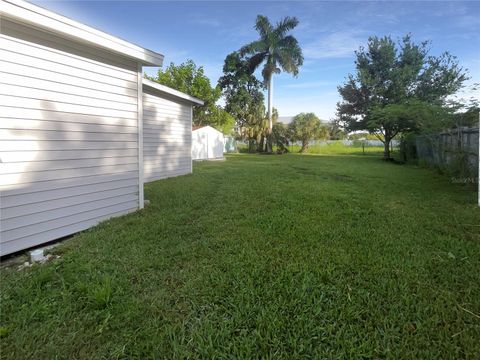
[143,79,204,182]
[0,0,199,256]
[192,126,225,160]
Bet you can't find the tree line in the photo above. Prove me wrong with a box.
[146,16,477,159]
[336,35,477,160]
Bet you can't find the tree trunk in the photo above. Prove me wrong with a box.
[383,137,392,160]
[257,135,265,152]
[248,139,255,153]
[300,139,308,153]
[266,75,273,153]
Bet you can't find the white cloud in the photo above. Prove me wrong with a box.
[200,61,224,84]
[274,92,341,120]
[281,80,336,89]
[454,14,480,32]
[162,49,190,64]
[187,13,222,28]
[303,30,367,60]
[432,3,468,18]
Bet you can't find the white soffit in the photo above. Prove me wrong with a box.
[0,0,164,66]
[143,78,204,106]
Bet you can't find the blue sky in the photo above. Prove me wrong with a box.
[34,1,480,120]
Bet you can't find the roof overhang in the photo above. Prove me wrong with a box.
[143,78,204,106]
[0,0,164,66]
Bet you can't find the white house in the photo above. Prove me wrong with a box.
[0,0,202,256]
[143,79,203,182]
[192,126,225,160]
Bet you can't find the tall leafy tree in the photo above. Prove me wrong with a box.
[240,15,303,152]
[326,119,347,140]
[219,51,278,152]
[243,102,267,152]
[289,113,324,153]
[337,35,468,160]
[146,60,233,131]
[272,122,291,153]
[219,52,265,131]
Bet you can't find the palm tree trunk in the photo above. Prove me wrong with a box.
[266,75,273,153]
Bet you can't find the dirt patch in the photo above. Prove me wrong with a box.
[333,174,352,181]
[292,166,317,176]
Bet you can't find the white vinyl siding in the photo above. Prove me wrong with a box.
[142,90,192,182]
[0,20,140,255]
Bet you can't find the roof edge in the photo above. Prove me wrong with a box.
[143,78,204,105]
[1,0,164,66]
[192,125,223,134]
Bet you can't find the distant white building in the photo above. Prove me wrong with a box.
[192,126,224,160]
[277,116,294,125]
[224,136,237,153]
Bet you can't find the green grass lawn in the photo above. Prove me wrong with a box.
[240,140,389,156]
[286,142,388,156]
[1,154,479,359]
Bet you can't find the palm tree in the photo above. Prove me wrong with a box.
[240,15,303,152]
[244,102,266,153]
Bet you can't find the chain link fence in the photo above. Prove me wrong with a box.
[404,127,479,179]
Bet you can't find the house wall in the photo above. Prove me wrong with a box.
[143,88,192,182]
[0,19,141,255]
